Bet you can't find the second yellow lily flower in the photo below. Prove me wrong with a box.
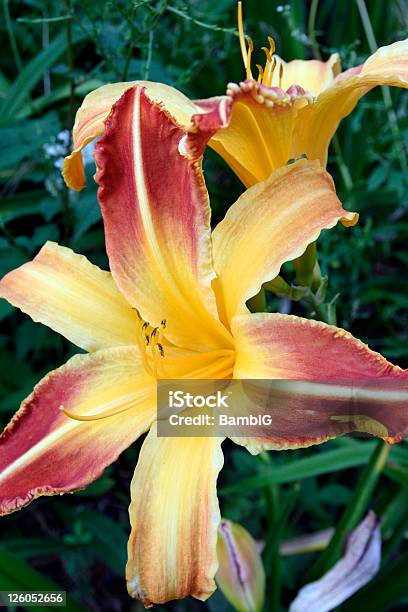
[62,3,407,193]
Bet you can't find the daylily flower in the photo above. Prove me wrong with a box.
[0,86,407,607]
[62,2,408,192]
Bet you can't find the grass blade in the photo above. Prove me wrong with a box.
[308,440,390,580]
[0,28,85,121]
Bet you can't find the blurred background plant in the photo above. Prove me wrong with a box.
[0,0,407,610]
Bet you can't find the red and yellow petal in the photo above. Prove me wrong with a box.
[212,159,357,326]
[95,85,231,351]
[0,241,138,352]
[230,313,408,453]
[0,346,155,515]
[126,424,224,607]
[294,39,408,166]
[62,81,199,191]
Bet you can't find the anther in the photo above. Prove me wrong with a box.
[279,63,284,89]
[270,58,277,82]
[157,343,165,357]
[161,319,167,329]
[256,64,264,83]
[246,35,253,80]
[268,36,276,55]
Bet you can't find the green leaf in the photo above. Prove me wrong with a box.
[0,28,85,121]
[0,547,85,611]
[309,440,390,579]
[0,113,61,171]
[220,443,378,495]
[0,191,56,224]
[71,188,101,243]
[64,510,127,575]
[74,469,114,497]
[2,538,63,559]
[0,300,14,321]
[18,79,105,119]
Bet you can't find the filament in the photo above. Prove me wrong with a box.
[237,1,248,69]
[256,64,264,83]
[246,36,253,80]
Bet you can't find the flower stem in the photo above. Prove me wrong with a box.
[247,288,266,312]
[260,452,280,611]
[308,0,322,60]
[308,439,390,580]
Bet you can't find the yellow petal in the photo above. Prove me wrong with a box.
[208,86,304,187]
[0,346,155,515]
[293,39,408,166]
[62,80,199,190]
[0,241,138,351]
[212,159,357,326]
[280,54,341,94]
[126,424,224,606]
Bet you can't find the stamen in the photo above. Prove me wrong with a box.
[268,35,276,55]
[136,320,155,376]
[237,1,248,69]
[246,35,253,80]
[279,63,284,88]
[256,64,264,83]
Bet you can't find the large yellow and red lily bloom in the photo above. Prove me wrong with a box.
[1,87,407,607]
[62,5,408,192]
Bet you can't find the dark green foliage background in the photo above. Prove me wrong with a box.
[0,1,407,610]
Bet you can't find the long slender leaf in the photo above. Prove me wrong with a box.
[0,28,85,121]
[309,440,390,579]
[220,443,377,495]
[0,548,85,611]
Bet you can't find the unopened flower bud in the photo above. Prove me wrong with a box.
[216,519,265,612]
